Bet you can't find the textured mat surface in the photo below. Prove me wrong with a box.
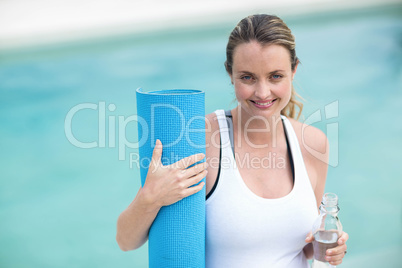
[136,88,206,268]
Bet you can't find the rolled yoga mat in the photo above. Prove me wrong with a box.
[136,88,206,268]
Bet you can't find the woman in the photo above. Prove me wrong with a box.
[116,14,348,267]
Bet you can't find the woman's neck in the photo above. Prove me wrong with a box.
[231,106,285,149]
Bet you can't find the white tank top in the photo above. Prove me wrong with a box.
[206,109,318,268]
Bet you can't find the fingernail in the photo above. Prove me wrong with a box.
[327,250,332,254]
[326,256,331,260]
[339,239,343,243]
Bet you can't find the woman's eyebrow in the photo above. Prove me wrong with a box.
[237,70,254,75]
[237,70,285,75]
[269,69,285,74]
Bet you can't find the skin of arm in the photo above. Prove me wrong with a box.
[116,187,161,251]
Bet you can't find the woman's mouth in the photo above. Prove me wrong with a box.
[250,99,277,108]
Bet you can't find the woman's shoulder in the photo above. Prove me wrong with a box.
[205,111,218,123]
[205,112,221,154]
[205,112,220,135]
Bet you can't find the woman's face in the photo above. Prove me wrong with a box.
[230,41,297,117]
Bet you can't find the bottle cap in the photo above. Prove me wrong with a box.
[322,193,338,207]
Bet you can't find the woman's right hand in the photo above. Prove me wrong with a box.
[141,139,207,209]
[116,139,206,251]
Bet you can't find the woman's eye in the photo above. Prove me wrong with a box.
[241,75,253,81]
[272,74,282,79]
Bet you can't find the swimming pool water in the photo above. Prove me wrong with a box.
[0,5,401,268]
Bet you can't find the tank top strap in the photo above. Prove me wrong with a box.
[280,115,310,181]
[214,109,232,151]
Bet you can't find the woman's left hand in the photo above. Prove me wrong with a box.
[305,231,349,266]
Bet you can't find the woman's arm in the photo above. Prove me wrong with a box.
[116,139,207,251]
[301,123,329,260]
[300,122,349,265]
[116,187,161,251]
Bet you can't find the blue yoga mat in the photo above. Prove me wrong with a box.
[136,88,206,268]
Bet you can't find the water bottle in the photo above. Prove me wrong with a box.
[311,193,342,268]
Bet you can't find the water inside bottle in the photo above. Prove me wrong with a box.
[312,230,339,262]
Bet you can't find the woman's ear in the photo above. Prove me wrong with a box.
[229,73,234,85]
[225,61,234,84]
[292,60,299,80]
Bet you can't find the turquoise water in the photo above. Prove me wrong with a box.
[1,6,401,268]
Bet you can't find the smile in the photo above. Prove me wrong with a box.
[250,99,277,108]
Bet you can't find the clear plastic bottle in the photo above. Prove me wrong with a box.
[311,193,342,268]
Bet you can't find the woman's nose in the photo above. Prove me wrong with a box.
[254,81,271,100]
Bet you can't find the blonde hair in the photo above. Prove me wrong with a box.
[225,14,303,120]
